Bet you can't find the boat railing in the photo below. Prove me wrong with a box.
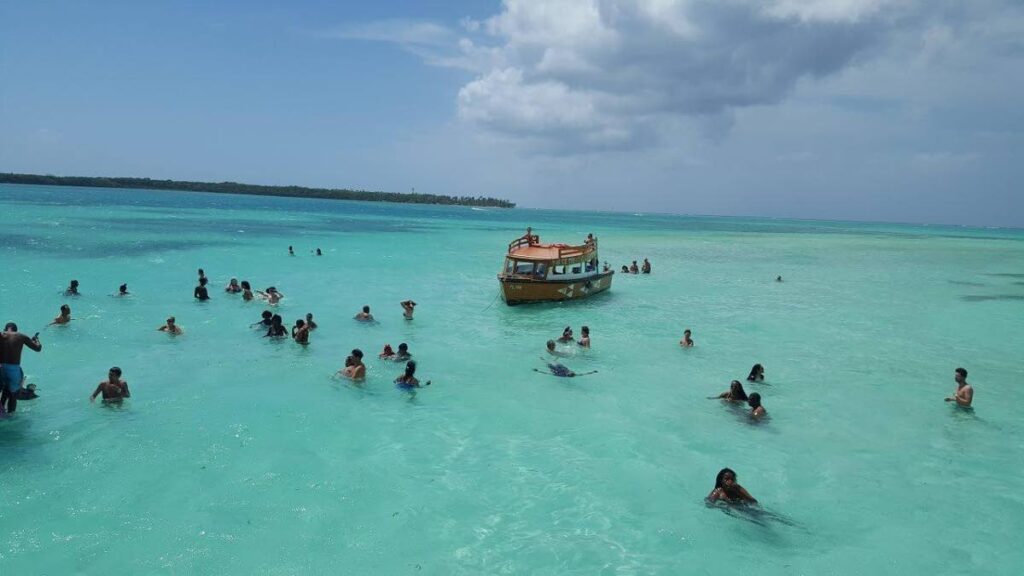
[507,237,597,259]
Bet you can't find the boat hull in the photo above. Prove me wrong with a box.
[498,272,614,305]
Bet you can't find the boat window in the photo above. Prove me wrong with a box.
[535,263,547,278]
[552,265,565,275]
[572,265,582,274]
[514,261,534,275]
[505,259,515,274]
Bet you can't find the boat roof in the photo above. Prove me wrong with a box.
[509,242,594,261]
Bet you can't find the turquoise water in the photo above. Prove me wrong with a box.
[1,184,1023,574]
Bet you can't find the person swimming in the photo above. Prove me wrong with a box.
[707,468,758,505]
[621,265,629,273]
[65,279,80,296]
[292,319,309,345]
[241,280,254,301]
[315,248,322,256]
[264,314,287,338]
[680,329,694,348]
[117,283,129,296]
[557,326,574,343]
[534,360,597,378]
[401,300,416,320]
[395,360,430,388]
[748,393,766,419]
[379,344,396,360]
[90,366,130,404]
[157,316,183,335]
[546,340,571,357]
[394,343,411,361]
[354,305,374,322]
[746,363,765,382]
[342,349,366,380]
[225,278,242,293]
[577,326,591,348]
[709,380,748,402]
[51,304,72,325]
[194,277,210,301]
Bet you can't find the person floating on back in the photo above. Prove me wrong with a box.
[90,366,130,404]
[945,367,974,407]
[747,364,765,382]
[354,305,374,322]
[534,360,597,378]
[158,316,183,335]
[66,279,80,296]
[51,304,72,325]
[0,322,43,415]
[401,300,416,320]
[706,468,758,505]
[680,329,694,348]
[194,277,210,301]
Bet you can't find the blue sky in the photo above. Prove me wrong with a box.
[1,1,1022,226]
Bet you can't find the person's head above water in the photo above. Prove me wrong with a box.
[404,360,417,378]
[70,280,79,288]
[748,392,762,409]
[271,314,282,324]
[382,344,394,355]
[119,283,128,293]
[261,310,273,320]
[581,326,589,336]
[199,277,208,286]
[362,305,370,313]
[198,268,205,276]
[730,380,748,400]
[398,343,408,353]
[715,468,738,489]
[241,280,251,290]
[955,367,968,382]
[109,366,122,378]
[229,278,239,285]
[306,312,314,320]
[295,319,305,328]
[351,348,363,361]
[546,340,556,351]
[5,322,18,332]
[167,316,176,325]
[60,304,71,315]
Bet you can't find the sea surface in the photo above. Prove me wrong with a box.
[1,184,1022,575]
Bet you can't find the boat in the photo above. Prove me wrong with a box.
[497,228,614,305]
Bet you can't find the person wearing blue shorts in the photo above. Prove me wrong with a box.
[1,322,43,415]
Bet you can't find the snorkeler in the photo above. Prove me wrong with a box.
[51,304,72,325]
[747,364,765,382]
[354,305,374,322]
[578,326,591,348]
[342,349,366,380]
[707,468,758,505]
[395,360,430,388]
[157,316,184,335]
[90,366,130,404]
[748,393,767,419]
[305,312,317,330]
[66,279,80,296]
[680,329,694,348]
[264,314,287,338]
[557,326,574,343]
[709,380,748,402]
[292,319,309,344]
[241,280,254,301]
[401,300,416,320]
[0,322,43,415]
[379,344,396,360]
[534,360,597,378]
[945,367,974,407]
[117,283,129,296]
[394,343,411,361]
[225,278,242,293]
[194,277,210,301]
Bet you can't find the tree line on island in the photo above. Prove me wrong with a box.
[0,173,515,208]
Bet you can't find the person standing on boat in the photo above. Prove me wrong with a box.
[523,227,536,245]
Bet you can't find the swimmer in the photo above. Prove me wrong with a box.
[341,349,365,380]
[157,316,183,335]
[557,326,574,343]
[256,286,284,305]
[90,366,130,404]
[316,248,322,256]
[545,340,570,358]
[354,305,374,322]
[394,343,411,361]
[51,304,72,325]
[241,280,254,301]
[264,314,287,338]
[776,275,783,282]
[1,322,43,415]
[379,344,396,360]
[395,360,430,388]
[680,329,694,348]
[194,276,210,301]
[305,312,317,330]
[65,279,80,296]
[198,268,206,281]
[707,468,758,505]
[533,360,597,378]
[117,283,129,296]
[225,278,242,293]
[641,258,651,274]
[401,300,416,320]
[629,260,639,274]
[288,245,295,256]
[709,380,748,402]
[14,383,38,400]
[292,319,309,345]
[252,310,273,329]
[578,326,591,348]
[748,393,766,419]
[621,265,629,273]
[746,363,765,382]
[945,367,974,407]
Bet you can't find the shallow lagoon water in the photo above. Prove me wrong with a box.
[1,184,1023,574]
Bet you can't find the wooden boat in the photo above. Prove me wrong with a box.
[497,228,614,305]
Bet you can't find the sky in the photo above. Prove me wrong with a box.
[1,0,1022,226]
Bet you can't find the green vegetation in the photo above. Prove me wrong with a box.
[0,172,515,208]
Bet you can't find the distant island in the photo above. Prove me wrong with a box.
[0,172,515,208]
